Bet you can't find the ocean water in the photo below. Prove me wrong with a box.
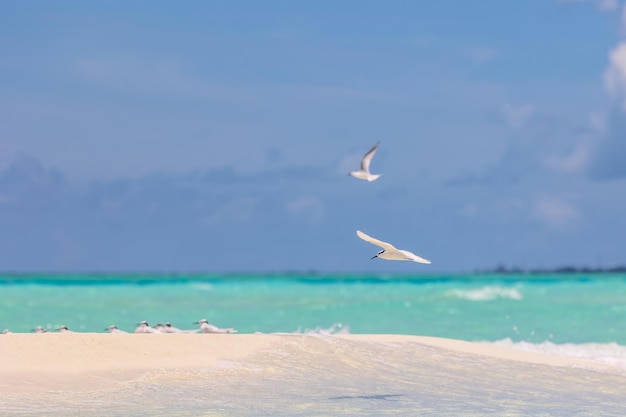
[2,272,626,344]
[2,272,626,416]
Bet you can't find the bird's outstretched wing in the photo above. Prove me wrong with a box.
[401,250,432,264]
[356,230,396,250]
[360,142,379,173]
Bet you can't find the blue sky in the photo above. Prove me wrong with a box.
[1,0,626,273]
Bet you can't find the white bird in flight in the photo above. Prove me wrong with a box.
[356,230,431,264]
[349,142,381,182]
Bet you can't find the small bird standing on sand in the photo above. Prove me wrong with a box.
[194,319,237,334]
[106,325,128,334]
[356,230,431,264]
[2,329,11,334]
[348,142,382,182]
[33,326,48,333]
[134,321,159,333]
[162,322,198,333]
[57,325,73,333]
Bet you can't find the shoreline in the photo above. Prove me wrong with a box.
[0,333,617,394]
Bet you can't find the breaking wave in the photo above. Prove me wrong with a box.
[447,286,523,301]
[487,338,626,371]
[292,322,351,335]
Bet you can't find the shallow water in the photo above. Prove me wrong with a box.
[2,335,625,416]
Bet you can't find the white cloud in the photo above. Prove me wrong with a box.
[604,42,626,104]
[501,103,534,128]
[596,0,619,11]
[531,196,580,228]
[578,2,626,180]
[558,0,619,12]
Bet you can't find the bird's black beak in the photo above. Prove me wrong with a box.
[371,255,378,259]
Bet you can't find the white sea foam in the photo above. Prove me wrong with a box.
[292,322,351,335]
[487,338,626,371]
[447,286,523,301]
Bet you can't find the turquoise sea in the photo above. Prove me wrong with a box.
[2,272,626,344]
[3,272,626,416]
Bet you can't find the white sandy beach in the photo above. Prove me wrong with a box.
[2,334,625,415]
[0,333,614,393]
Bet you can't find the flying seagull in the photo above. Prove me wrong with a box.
[356,230,431,264]
[349,142,381,182]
